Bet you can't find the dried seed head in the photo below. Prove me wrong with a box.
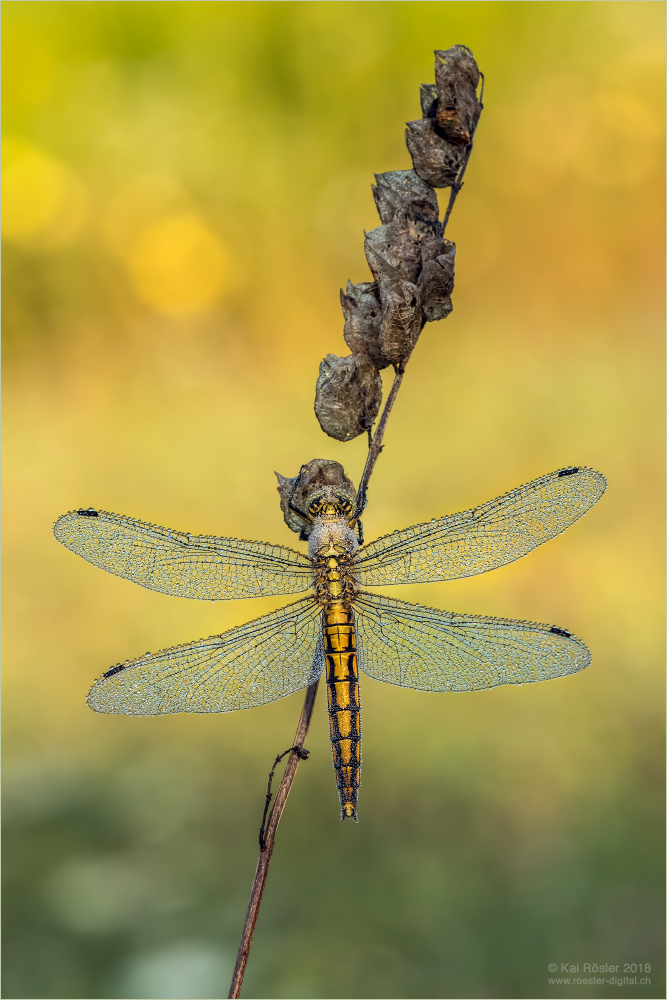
[434,46,482,147]
[364,222,422,284]
[418,262,453,323]
[340,280,390,370]
[417,238,455,323]
[406,48,481,188]
[420,235,451,266]
[405,118,465,188]
[314,353,383,442]
[276,459,356,537]
[378,280,422,365]
[420,83,438,119]
[435,45,480,92]
[372,170,442,239]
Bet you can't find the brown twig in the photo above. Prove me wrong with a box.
[357,359,408,509]
[259,744,310,849]
[228,679,319,999]
[441,143,473,234]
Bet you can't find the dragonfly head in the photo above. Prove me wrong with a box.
[306,488,356,522]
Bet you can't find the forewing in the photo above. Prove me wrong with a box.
[354,591,590,692]
[355,467,606,586]
[88,596,323,715]
[54,509,312,600]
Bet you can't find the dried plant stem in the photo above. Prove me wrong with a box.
[360,105,483,503]
[357,208,455,505]
[357,358,408,506]
[442,74,483,234]
[441,143,473,233]
[228,680,319,999]
[230,56,484,999]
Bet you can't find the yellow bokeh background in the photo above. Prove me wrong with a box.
[3,3,664,999]
[2,138,87,245]
[127,212,228,316]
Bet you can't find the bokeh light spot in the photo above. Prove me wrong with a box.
[44,857,155,934]
[1,138,87,245]
[112,941,233,1000]
[102,174,188,257]
[576,89,663,188]
[126,212,228,316]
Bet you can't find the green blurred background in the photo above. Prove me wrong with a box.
[2,2,664,998]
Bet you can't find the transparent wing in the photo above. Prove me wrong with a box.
[54,509,312,600]
[355,467,606,587]
[87,596,323,715]
[353,591,590,692]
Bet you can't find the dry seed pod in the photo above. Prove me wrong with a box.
[435,43,480,89]
[420,83,438,119]
[418,239,455,323]
[405,118,465,188]
[364,223,422,284]
[434,46,482,146]
[314,353,382,442]
[340,280,390,370]
[276,459,356,537]
[420,235,451,265]
[378,280,422,365]
[418,260,454,323]
[372,170,441,239]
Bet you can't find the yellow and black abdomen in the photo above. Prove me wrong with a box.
[324,604,361,821]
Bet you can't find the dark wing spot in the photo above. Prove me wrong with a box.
[102,664,126,678]
[557,467,579,477]
[77,508,99,517]
[550,626,572,638]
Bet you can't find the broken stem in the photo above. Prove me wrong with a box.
[228,679,319,999]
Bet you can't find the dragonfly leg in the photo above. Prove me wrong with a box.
[354,517,364,546]
[287,467,313,525]
[350,490,366,545]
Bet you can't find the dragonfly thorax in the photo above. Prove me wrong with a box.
[308,515,358,561]
[309,514,358,606]
[306,488,359,590]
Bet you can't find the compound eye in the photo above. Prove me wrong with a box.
[331,493,352,516]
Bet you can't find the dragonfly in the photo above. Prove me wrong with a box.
[54,464,605,821]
